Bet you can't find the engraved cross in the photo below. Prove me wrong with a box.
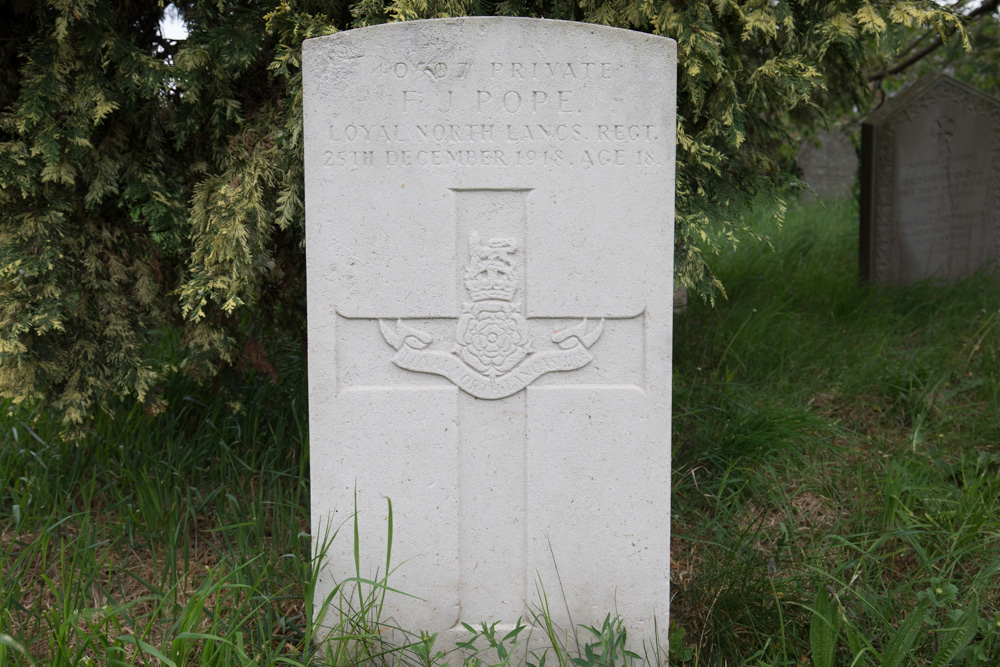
[335,187,645,626]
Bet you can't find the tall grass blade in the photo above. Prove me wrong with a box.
[117,634,178,667]
[378,496,393,615]
[353,485,366,616]
[0,633,35,666]
[547,536,580,654]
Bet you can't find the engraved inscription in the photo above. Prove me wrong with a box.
[377,60,617,82]
[320,58,664,170]
[897,155,989,247]
[867,76,1000,284]
[379,232,604,399]
[894,115,993,278]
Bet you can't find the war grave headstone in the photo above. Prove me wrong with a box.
[860,74,1000,284]
[303,18,676,649]
[796,129,857,200]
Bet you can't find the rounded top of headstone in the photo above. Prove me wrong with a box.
[303,16,677,51]
[864,73,1000,128]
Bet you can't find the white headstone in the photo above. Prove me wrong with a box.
[303,17,675,650]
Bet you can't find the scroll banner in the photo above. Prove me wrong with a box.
[379,319,602,399]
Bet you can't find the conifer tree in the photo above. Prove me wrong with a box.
[0,0,976,426]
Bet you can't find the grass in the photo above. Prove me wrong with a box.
[2,197,1000,665]
[672,198,1000,664]
[0,370,316,666]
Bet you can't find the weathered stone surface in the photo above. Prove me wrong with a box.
[303,18,675,649]
[797,129,857,200]
[673,286,688,314]
[861,74,1000,284]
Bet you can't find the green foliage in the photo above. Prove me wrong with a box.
[3,204,1000,664]
[868,0,1000,96]
[672,201,1000,663]
[0,0,969,425]
[808,585,839,667]
[456,618,528,666]
[666,623,693,663]
[880,598,928,667]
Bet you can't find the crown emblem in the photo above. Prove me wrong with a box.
[464,233,518,302]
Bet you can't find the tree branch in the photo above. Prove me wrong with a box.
[866,0,1000,83]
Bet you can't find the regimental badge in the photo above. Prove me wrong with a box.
[379,232,604,399]
[454,234,533,377]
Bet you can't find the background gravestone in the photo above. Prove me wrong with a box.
[860,74,1000,284]
[796,129,857,200]
[303,18,675,648]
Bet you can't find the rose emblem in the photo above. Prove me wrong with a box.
[455,302,532,377]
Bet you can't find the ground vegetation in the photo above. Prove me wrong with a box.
[3,202,1000,664]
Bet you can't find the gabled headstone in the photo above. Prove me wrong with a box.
[303,18,676,649]
[860,74,1000,284]
[797,129,857,200]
